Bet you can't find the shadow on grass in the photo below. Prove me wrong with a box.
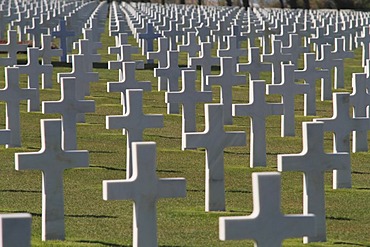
[89,150,116,154]
[90,165,125,172]
[333,242,370,246]
[157,169,182,174]
[146,134,181,140]
[353,171,370,175]
[326,216,351,221]
[0,189,40,193]
[76,240,129,247]
[226,189,251,194]
[76,240,182,247]
[224,150,248,155]
[66,214,118,219]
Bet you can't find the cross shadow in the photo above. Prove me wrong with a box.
[333,242,370,246]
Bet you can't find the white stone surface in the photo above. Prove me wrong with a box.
[106,89,163,178]
[103,141,186,247]
[166,70,212,136]
[42,77,95,150]
[219,172,316,246]
[15,119,89,241]
[184,104,246,211]
[0,213,32,247]
[233,80,283,167]
[0,67,36,148]
[314,93,369,189]
[278,122,349,243]
[267,64,309,136]
[206,57,246,125]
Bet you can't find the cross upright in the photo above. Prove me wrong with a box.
[349,73,370,152]
[16,48,53,111]
[138,22,161,63]
[162,20,182,51]
[267,64,310,137]
[74,39,101,72]
[184,104,246,211]
[309,26,332,56]
[195,23,211,43]
[355,26,370,67]
[108,44,144,80]
[106,89,163,178]
[154,51,185,114]
[316,44,344,89]
[233,80,283,167]
[107,61,152,111]
[189,42,220,91]
[26,17,49,48]
[165,70,212,136]
[217,35,247,65]
[15,119,89,241]
[40,34,63,65]
[103,141,186,247]
[331,37,354,60]
[147,37,170,91]
[219,172,316,246]
[42,77,95,150]
[237,47,272,81]
[294,53,331,116]
[0,67,36,147]
[82,28,103,54]
[281,33,310,68]
[109,32,129,58]
[314,93,370,189]
[262,38,292,84]
[0,30,28,66]
[278,122,349,243]
[52,19,75,62]
[206,57,246,125]
[178,32,201,62]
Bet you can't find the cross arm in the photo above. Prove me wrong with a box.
[158,178,186,198]
[103,179,136,200]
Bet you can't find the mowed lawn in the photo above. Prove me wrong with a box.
[0,18,369,247]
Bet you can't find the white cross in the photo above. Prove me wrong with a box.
[16,48,53,111]
[108,45,144,79]
[184,104,246,211]
[278,122,349,243]
[0,67,36,147]
[0,213,32,247]
[317,44,344,89]
[262,38,292,84]
[189,42,220,91]
[147,37,170,91]
[26,17,49,48]
[267,64,309,137]
[294,53,331,116]
[15,119,89,241]
[166,70,212,135]
[314,93,370,189]
[237,47,272,81]
[42,77,95,150]
[40,34,63,65]
[178,31,201,62]
[0,30,28,66]
[219,172,316,246]
[233,80,283,167]
[207,57,246,125]
[349,73,370,152]
[103,141,186,247]
[106,89,163,178]
[154,51,185,114]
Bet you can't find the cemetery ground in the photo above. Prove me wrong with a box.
[1,25,370,246]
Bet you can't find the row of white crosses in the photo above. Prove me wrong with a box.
[114,3,370,246]
[1,3,370,247]
[0,1,110,245]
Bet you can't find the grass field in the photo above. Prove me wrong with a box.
[0,18,370,246]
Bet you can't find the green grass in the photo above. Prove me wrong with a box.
[0,20,370,246]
